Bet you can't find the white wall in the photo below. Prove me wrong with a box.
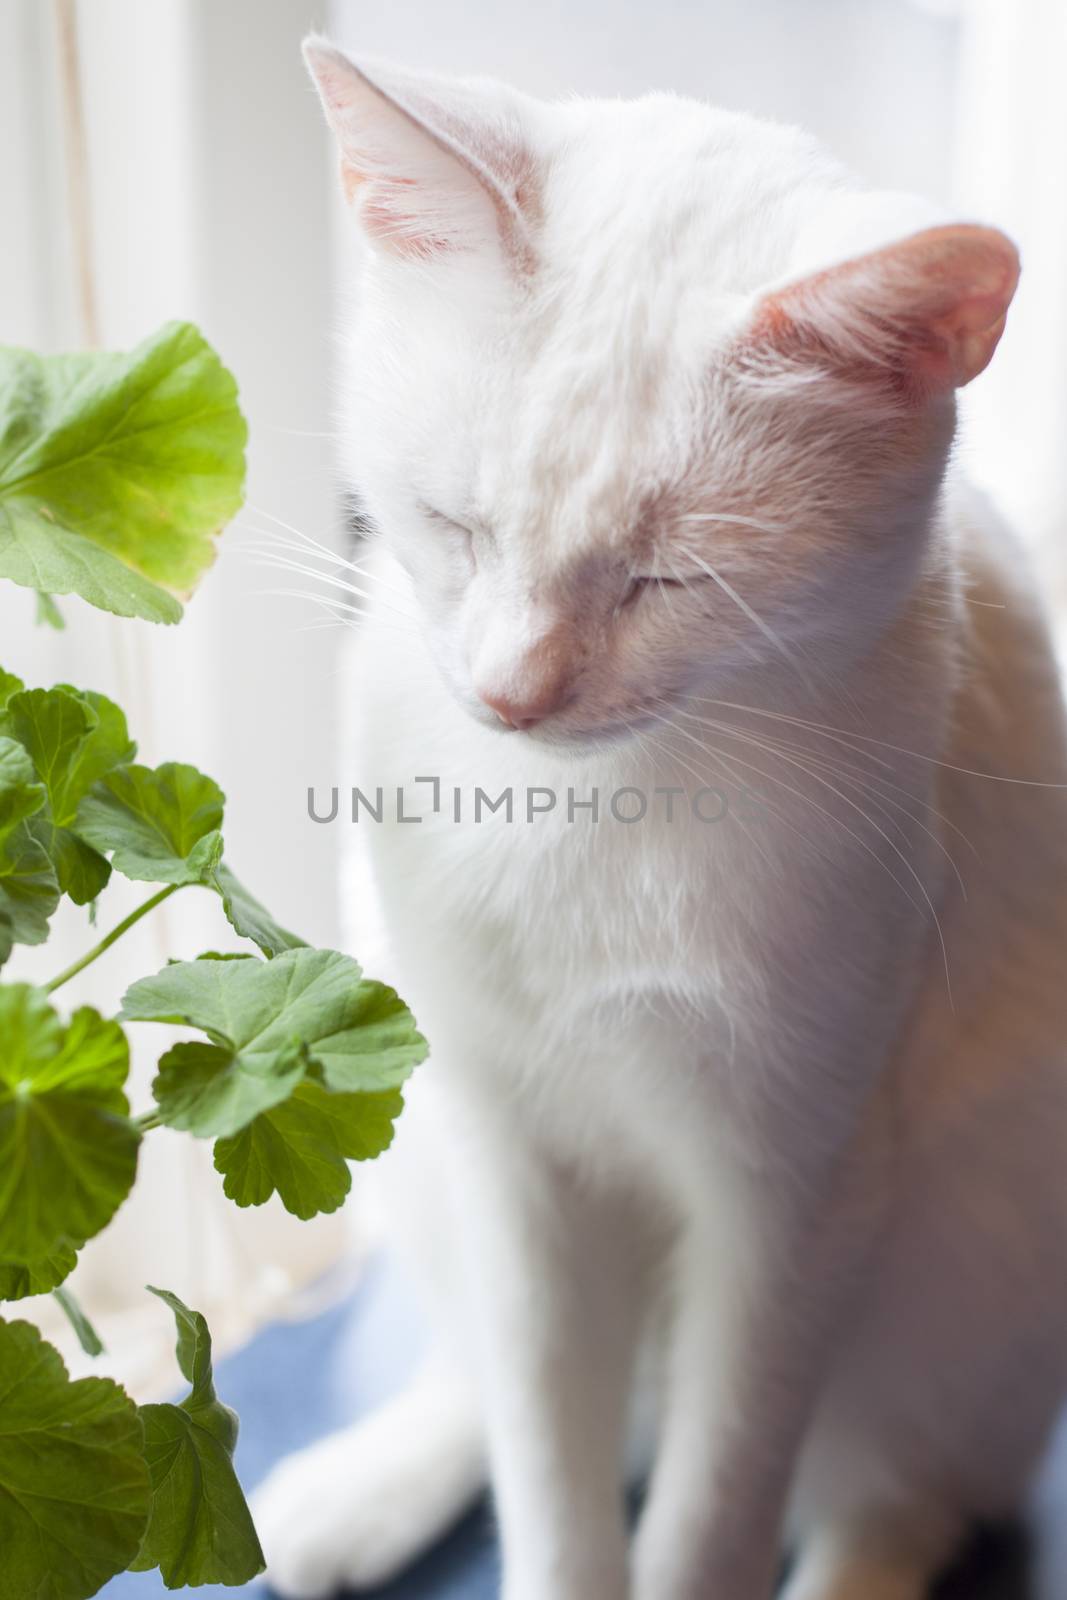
[329,0,960,197]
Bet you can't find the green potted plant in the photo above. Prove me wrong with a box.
[0,322,426,1596]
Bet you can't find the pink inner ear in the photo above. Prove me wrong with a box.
[749,224,1020,397]
[306,41,537,267]
[342,165,455,258]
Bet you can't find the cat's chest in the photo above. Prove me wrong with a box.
[368,772,764,998]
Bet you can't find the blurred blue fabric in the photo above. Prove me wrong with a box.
[102,1252,1027,1599]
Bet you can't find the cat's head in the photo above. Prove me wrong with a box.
[306,39,1019,746]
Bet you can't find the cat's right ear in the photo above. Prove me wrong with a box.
[743,224,1020,400]
[303,38,538,270]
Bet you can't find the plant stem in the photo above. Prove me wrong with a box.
[135,1109,162,1134]
[44,883,182,995]
[53,1284,105,1357]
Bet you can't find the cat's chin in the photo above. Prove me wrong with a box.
[542,723,637,751]
[498,720,643,756]
[456,702,635,755]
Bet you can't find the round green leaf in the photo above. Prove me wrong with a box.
[76,760,224,886]
[0,825,60,962]
[215,1080,404,1219]
[0,1317,150,1599]
[0,322,246,623]
[0,669,25,710]
[0,1245,77,1302]
[0,738,57,962]
[2,684,136,825]
[151,1036,308,1140]
[122,946,427,1097]
[0,987,139,1264]
[121,949,422,1216]
[0,736,45,839]
[0,686,134,904]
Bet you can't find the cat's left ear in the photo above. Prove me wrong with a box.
[303,37,538,268]
[747,224,1020,395]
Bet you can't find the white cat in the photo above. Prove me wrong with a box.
[252,37,1067,1600]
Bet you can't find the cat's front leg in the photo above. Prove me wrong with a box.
[632,1139,879,1600]
[450,1096,638,1600]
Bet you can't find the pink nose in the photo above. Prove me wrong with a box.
[479,691,550,731]
[474,620,575,730]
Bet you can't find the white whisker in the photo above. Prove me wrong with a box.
[257,587,417,636]
[689,696,1067,788]
[236,515,416,604]
[679,700,977,850]
[680,511,787,536]
[673,705,970,899]
[245,549,420,625]
[677,544,816,692]
[649,696,955,1005]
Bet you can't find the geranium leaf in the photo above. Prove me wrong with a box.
[0,737,52,964]
[0,1317,150,1599]
[0,687,92,812]
[0,1244,78,1302]
[76,760,224,886]
[31,819,111,905]
[0,822,60,964]
[147,1287,217,1397]
[0,669,25,709]
[150,1036,309,1140]
[130,1288,264,1587]
[121,946,427,1099]
[211,861,307,957]
[1,685,134,904]
[52,689,137,820]
[215,1078,404,1219]
[0,323,246,623]
[121,948,422,1216]
[0,736,45,841]
[0,987,139,1265]
[1,685,135,822]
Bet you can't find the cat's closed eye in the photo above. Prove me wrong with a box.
[417,501,475,538]
[622,570,712,606]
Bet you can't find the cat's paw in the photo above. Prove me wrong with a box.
[252,1424,423,1596]
[252,1381,485,1597]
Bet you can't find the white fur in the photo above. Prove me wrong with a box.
[254,41,1067,1600]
